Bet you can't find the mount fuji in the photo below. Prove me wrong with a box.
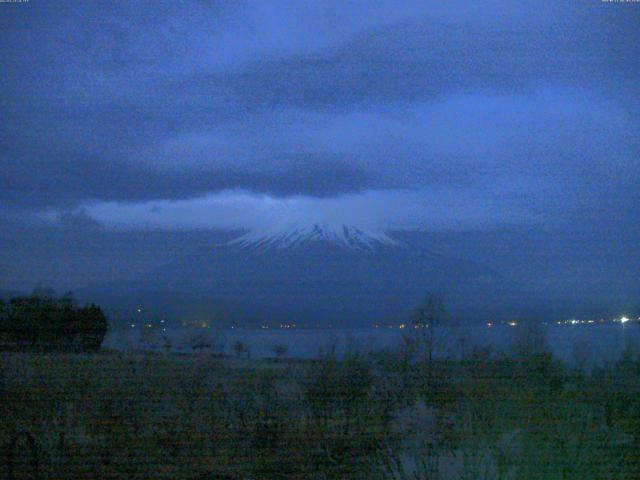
[92,224,523,327]
[228,224,400,251]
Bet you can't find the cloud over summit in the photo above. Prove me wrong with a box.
[0,0,638,234]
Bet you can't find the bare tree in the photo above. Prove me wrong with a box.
[512,319,549,358]
[272,343,289,361]
[411,293,451,365]
[233,340,250,358]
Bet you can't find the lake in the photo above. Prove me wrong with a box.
[105,321,640,365]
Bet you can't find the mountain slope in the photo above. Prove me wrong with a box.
[121,225,520,325]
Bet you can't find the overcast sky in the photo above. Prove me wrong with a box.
[1,1,638,298]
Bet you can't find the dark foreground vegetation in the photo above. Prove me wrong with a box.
[0,289,108,353]
[1,325,640,479]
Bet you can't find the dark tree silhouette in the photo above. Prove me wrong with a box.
[233,340,250,358]
[272,343,289,361]
[411,293,450,364]
[0,289,108,352]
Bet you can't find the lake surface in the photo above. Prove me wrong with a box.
[105,322,640,365]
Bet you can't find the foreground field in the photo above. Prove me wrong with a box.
[1,342,639,479]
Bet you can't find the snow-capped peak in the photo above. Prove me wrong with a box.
[228,223,401,251]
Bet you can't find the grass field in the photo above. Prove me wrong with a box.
[1,340,639,479]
